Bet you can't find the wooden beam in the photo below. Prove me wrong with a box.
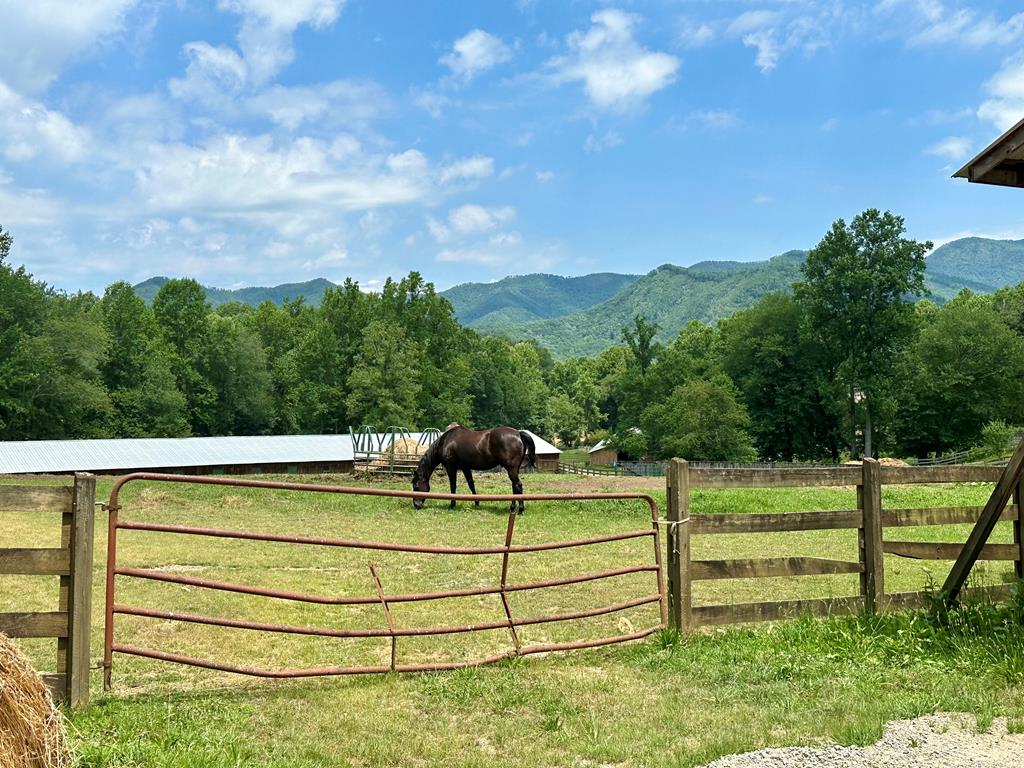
[67,473,95,709]
[0,548,70,575]
[688,466,861,489]
[942,437,1024,603]
[691,556,862,580]
[880,465,1004,485]
[691,595,863,627]
[691,510,861,534]
[0,485,73,513]
[666,459,691,633]
[861,458,884,613]
[884,540,1019,561]
[882,505,1017,528]
[0,612,68,638]
[1015,477,1024,580]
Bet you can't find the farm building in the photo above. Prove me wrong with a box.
[955,115,1024,187]
[0,431,560,476]
[588,439,618,466]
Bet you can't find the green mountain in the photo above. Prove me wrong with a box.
[488,251,808,358]
[133,277,337,307]
[924,237,1024,300]
[440,272,640,326]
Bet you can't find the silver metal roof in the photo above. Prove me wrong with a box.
[0,431,559,475]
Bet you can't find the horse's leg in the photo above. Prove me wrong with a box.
[462,468,479,507]
[506,465,524,515]
[446,465,458,509]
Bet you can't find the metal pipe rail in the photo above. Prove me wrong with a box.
[103,472,667,688]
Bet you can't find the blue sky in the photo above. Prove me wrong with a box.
[2,0,1024,293]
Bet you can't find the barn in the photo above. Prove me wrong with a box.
[0,430,560,476]
[588,439,618,466]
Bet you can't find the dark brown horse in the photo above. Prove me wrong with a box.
[412,426,537,513]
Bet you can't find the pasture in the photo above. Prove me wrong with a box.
[3,472,1024,767]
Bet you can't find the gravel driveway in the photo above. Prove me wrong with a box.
[700,713,1024,767]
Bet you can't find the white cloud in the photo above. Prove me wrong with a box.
[548,9,679,111]
[438,155,494,184]
[680,19,714,48]
[0,0,138,94]
[0,177,63,227]
[427,204,516,243]
[0,80,90,163]
[440,29,513,82]
[169,42,248,104]
[535,170,555,184]
[726,9,828,73]
[688,109,739,129]
[978,52,1024,131]
[412,88,450,118]
[925,136,972,162]
[246,80,388,130]
[583,130,624,153]
[891,3,1024,48]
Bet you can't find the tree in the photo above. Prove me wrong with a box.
[796,209,930,457]
[621,315,660,374]
[345,321,422,427]
[152,279,215,432]
[544,393,585,446]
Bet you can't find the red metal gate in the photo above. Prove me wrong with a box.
[102,473,666,688]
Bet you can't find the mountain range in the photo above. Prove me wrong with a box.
[132,236,1024,357]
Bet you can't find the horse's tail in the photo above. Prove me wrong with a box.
[519,430,537,469]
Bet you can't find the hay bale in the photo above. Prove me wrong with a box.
[0,634,72,768]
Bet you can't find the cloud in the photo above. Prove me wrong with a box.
[440,29,513,82]
[169,42,248,104]
[0,176,64,227]
[679,19,714,48]
[245,80,389,130]
[978,52,1024,131]
[925,136,972,162]
[583,130,624,153]
[438,155,494,184]
[427,204,516,243]
[0,80,90,163]
[0,0,138,94]
[548,9,679,111]
[535,170,555,184]
[726,9,828,73]
[688,109,739,129]
[877,1,1024,48]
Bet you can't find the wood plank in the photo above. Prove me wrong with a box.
[882,505,1018,528]
[861,459,884,612]
[691,556,863,580]
[692,595,864,626]
[0,612,68,638]
[0,485,72,513]
[943,438,1024,602]
[691,510,861,534]
[688,467,861,489]
[881,465,1004,485]
[883,583,1014,611]
[883,540,1019,561]
[1015,479,1023,580]
[68,473,95,708]
[0,548,70,575]
[42,673,67,704]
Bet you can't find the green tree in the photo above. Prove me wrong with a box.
[544,392,585,446]
[345,321,422,427]
[796,209,930,457]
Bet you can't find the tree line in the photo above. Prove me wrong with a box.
[2,209,1023,462]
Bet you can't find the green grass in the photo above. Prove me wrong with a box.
[2,472,1022,767]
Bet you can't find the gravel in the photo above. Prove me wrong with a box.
[700,713,1024,768]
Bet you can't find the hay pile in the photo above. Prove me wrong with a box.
[368,438,428,468]
[0,634,72,768]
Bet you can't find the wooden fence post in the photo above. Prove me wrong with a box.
[1015,475,1024,581]
[666,459,691,632]
[66,473,95,708]
[859,458,884,613]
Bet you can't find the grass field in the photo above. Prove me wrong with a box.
[3,471,1024,767]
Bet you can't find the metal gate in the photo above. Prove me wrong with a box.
[102,473,666,688]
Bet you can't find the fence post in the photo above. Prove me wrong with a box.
[1015,475,1024,581]
[66,473,95,708]
[666,459,691,632]
[858,458,884,613]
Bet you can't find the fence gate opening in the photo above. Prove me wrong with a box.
[102,473,666,687]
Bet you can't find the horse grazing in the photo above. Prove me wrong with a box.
[412,426,537,514]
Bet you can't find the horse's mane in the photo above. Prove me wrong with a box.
[417,429,451,475]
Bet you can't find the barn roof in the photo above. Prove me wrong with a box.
[0,430,559,475]
[954,116,1024,188]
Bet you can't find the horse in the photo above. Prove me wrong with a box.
[411,426,537,514]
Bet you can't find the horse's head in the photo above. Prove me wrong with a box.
[411,456,431,509]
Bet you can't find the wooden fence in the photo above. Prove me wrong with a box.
[0,474,95,707]
[665,459,1024,631]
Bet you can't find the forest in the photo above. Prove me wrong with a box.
[2,209,1023,463]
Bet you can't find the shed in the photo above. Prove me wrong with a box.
[588,439,619,466]
[954,116,1024,188]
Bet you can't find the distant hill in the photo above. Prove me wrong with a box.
[133,277,337,307]
[487,252,807,358]
[924,237,1024,300]
[440,272,639,326]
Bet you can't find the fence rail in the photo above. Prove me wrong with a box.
[0,474,94,708]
